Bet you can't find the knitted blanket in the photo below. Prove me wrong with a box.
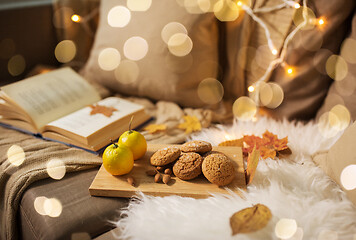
[0,127,102,240]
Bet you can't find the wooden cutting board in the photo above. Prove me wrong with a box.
[89,144,246,199]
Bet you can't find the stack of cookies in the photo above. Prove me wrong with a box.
[149,140,236,186]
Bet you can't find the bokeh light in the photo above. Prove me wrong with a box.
[7,145,25,166]
[330,104,350,130]
[98,48,121,71]
[275,218,298,239]
[232,96,257,121]
[184,0,204,14]
[8,55,26,76]
[259,82,284,109]
[335,75,356,97]
[71,14,81,22]
[127,0,152,11]
[340,165,356,191]
[258,82,273,106]
[213,0,240,22]
[168,33,193,57]
[197,78,224,105]
[165,53,193,73]
[294,3,300,9]
[313,48,333,74]
[54,40,76,63]
[197,0,215,12]
[317,229,338,240]
[114,60,140,84]
[0,38,16,59]
[340,38,356,64]
[53,7,74,29]
[286,227,304,240]
[248,85,255,92]
[44,198,62,217]
[293,7,316,30]
[71,232,91,240]
[123,36,149,61]
[107,6,131,28]
[326,55,348,81]
[317,104,350,138]
[46,158,66,180]
[161,22,188,44]
[34,196,48,216]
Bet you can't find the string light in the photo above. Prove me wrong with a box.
[317,17,325,27]
[287,67,293,74]
[237,1,243,7]
[271,48,278,55]
[71,14,81,22]
[294,3,301,9]
[248,85,255,92]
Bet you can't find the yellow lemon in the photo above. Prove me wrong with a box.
[102,143,134,175]
[119,130,147,160]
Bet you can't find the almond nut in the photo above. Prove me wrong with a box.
[154,173,162,183]
[162,174,171,184]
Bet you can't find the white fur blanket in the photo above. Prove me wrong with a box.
[114,118,356,240]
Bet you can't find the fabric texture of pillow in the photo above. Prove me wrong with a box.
[316,11,356,122]
[81,0,219,108]
[224,0,355,120]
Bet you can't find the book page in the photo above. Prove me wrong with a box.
[1,68,101,130]
[45,97,145,138]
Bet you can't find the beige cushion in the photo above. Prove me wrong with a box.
[81,0,219,108]
[313,122,356,206]
[316,11,356,121]
[224,0,355,120]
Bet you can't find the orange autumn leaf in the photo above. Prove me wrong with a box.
[90,104,117,117]
[242,131,290,160]
[259,146,276,160]
[144,124,167,134]
[177,115,202,134]
[273,136,289,151]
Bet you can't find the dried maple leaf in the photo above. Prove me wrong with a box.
[144,124,167,134]
[259,146,276,160]
[243,131,290,160]
[272,136,289,151]
[177,115,202,134]
[245,147,260,185]
[89,104,117,117]
[230,204,272,235]
[218,138,244,147]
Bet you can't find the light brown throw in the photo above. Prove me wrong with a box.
[0,97,232,240]
[0,127,102,240]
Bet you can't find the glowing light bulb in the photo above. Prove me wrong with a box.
[286,66,294,75]
[294,3,300,9]
[317,17,325,26]
[248,85,255,92]
[271,48,278,55]
[237,1,243,6]
[71,14,81,22]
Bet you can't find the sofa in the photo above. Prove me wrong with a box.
[1,0,356,239]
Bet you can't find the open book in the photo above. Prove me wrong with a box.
[0,68,151,152]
